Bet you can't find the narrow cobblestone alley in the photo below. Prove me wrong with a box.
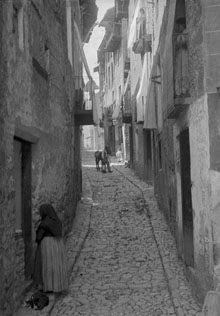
[50,152,203,316]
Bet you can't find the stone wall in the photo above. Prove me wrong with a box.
[135,123,145,180]
[154,0,215,300]
[203,0,220,290]
[0,0,7,313]
[0,1,82,315]
[153,1,177,238]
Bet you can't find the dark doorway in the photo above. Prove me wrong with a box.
[144,129,153,183]
[179,128,194,267]
[14,138,32,279]
[109,125,116,155]
[129,125,133,168]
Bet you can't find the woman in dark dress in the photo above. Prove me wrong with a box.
[33,203,68,293]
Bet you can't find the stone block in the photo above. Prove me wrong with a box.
[204,5,220,32]
[202,291,220,316]
[206,54,220,93]
[205,0,220,6]
[205,31,220,55]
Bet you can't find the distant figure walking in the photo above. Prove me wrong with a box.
[116,148,123,162]
[33,203,68,293]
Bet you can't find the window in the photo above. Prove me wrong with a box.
[44,42,50,73]
[156,0,159,21]
[14,139,22,231]
[13,1,24,51]
[111,63,114,87]
[14,137,33,278]
[13,6,18,35]
[158,139,162,170]
[108,65,111,88]
[66,0,72,65]
[119,85,121,101]
[18,7,24,50]
[136,8,146,41]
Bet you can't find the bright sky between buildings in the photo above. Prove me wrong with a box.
[83,0,114,86]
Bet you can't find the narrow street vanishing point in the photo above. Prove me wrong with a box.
[2,1,220,315]
[49,152,202,316]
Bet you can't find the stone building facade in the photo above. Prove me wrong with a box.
[97,1,129,157]
[150,0,220,302]
[0,0,97,315]
[129,0,220,303]
[98,0,220,304]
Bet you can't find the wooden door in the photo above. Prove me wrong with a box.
[14,138,32,279]
[179,128,194,267]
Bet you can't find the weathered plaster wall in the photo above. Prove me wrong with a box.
[154,1,177,237]
[0,1,7,314]
[204,1,220,94]
[177,0,213,298]
[154,0,214,300]
[189,95,213,298]
[176,0,213,298]
[128,0,143,172]
[136,124,145,179]
[104,53,114,108]
[1,2,31,314]
[203,0,220,288]
[208,94,220,287]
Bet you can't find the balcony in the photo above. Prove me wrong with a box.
[80,0,98,42]
[115,0,128,21]
[168,33,191,119]
[74,89,94,125]
[132,34,152,54]
[173,33,190,97]
[75,89,84,108]
[106,23,121,52]
[124,57,130,79]
[122,113,132,124]
[122,88,132,123]
[99,119,104,128]
[167,96,192,119]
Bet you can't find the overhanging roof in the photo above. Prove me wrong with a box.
[80,0,98,42]
[99,7,115,28]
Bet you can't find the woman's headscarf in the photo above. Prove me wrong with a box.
[39,203,62,237]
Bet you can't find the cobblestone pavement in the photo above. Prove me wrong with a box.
[49,154,203,316]
[14,167,93,316]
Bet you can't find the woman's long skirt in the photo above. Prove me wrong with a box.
[40,237,68,293]
[33,244,43,286]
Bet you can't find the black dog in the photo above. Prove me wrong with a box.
[94,150,103,171]
[26,291,49,310]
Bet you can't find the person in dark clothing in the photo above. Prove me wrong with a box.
[36,204,62,242]
[33,203,68,293]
